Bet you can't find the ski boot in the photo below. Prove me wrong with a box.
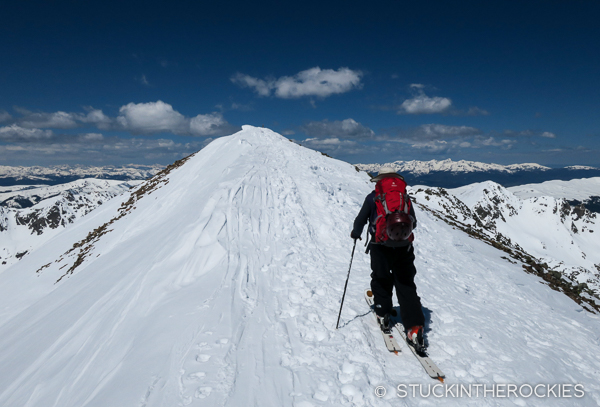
[378,313,393,334]
[406,325,426,354]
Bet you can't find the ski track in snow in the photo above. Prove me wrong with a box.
[1,126,600,406]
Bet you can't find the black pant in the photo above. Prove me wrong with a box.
[370,244,425,329]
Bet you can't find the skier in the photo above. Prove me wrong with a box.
[351,166,426,351]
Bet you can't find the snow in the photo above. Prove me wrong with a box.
[508,177,600,201]
[0,179,140,272]
[446,181,600,285]
[0,164,162,184]
[1,126,600,406]
[356,159,551,176]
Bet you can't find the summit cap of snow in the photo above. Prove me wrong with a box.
[370,166,403,182]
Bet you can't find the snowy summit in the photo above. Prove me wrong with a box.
[1,126,599,406]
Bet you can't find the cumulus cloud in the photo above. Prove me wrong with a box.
[300,118,375,139]
[5,103,236,137]
[189,113,230,136]
[116,101,238,136]
[0,124,54,142]
[231,67,363,98]
[231,74,272,96]
[541,131,556,138]
[79,108,113,129]
[400,93,452,114]
[117,101,188,134]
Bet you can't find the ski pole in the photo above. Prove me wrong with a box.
[336,239,357,329]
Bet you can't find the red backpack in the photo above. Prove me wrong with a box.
[373,177,414,242]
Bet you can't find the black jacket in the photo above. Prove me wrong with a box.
[352,190,417,247]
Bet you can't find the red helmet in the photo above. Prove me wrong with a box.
[386,212,413,241]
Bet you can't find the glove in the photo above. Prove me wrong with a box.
[350,231,362,240]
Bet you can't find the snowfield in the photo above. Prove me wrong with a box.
[508,177,600,201]
[0,126,599,406]
[0,179,141,272]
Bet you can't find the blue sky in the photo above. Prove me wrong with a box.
[1,0,599,167]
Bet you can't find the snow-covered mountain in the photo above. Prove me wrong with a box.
[412,181,600,311]
[357,159,551,176]
[1,126,600,406]
[356,159,600,188]
[509,177,600,213]
[0,164,163,186]
[0,179,140,271]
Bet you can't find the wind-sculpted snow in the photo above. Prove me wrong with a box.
[1,126,600,406]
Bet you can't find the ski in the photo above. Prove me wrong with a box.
[364,289,402,354]
[365,289,445,381]
[396,326,446,382]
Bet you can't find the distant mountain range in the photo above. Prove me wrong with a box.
[0,164,163,186]
[355,159,600,188]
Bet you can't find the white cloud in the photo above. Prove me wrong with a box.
[388,124,482,141]
[78,133,104,142]
[117,101,188,134]
[0,111,11,123]
[301,118,375,139]
[79,108,113,129]
[12,107,113,130]
[4,102,236,138]
[0,136,210,166]
[0,124,54,141]
[231,67,363,98]
[418,124,480,138]
[117,101,237,136]
[19,111,79,129]
[299,137,366,157]
[400,94,452,114]
[303,137,356,146]
[231,74,272,96]
[189,113,228,136]
[398,83,452,114]
[389,134,513,154]
[502,129,557,139]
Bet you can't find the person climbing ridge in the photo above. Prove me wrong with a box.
[351,166,426,351]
